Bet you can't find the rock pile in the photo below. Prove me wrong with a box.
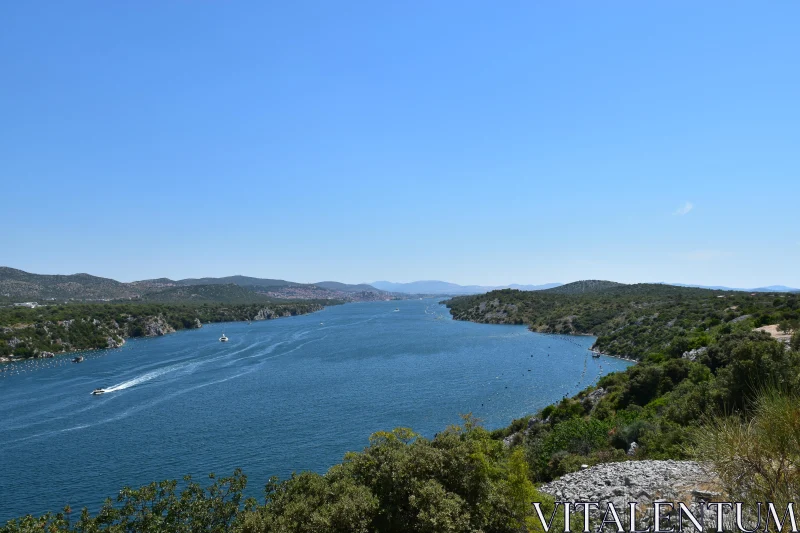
[540,460,724,528]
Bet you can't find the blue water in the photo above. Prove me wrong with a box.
[0,299,630,521]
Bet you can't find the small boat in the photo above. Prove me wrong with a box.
[219,334,229,342]
[592,353,601,358]
[91,388,106,395]
[72,356,84,363]
[393,308,400,312]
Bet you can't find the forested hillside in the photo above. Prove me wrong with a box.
[0,301,325,361]
[446,281,799,358]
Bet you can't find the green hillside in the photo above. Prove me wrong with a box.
[0,267,139,301]
[141,284,310,304]
[0,301,326,360]
[446,282,799,358]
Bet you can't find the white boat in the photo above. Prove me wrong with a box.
[91,388,106,395]
[394,308,400,312]
[219,334,229,342]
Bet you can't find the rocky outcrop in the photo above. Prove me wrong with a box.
[253,308,278,321]
[582,387,607,409]
[142,316,175,337]
[106,336,125,349]
[681,347,707,361]
[540,460,722,527]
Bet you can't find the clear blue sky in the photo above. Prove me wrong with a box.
[2,1,798,287]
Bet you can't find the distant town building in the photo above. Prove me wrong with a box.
[14,302,38,308]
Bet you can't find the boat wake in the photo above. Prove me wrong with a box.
[103,366,178,393]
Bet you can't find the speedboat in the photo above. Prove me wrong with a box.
[591,352,601,358]
[72,356,84,363]
[394,308,400,312]
[219,334,229,342]
[91,388,106,395]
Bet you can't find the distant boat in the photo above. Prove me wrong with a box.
[72,356,84,363]
[394,308,400,312]
[219,334,229,342]
[592,353,601,358]
[91,388,106,395]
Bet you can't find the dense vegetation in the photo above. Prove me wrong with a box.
[446,282,800,358]
[0,301,328,359]
[506,330,800,482]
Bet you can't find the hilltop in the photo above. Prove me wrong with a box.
[542,280,623,294]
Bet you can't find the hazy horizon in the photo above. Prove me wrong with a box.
[3,264,798,291]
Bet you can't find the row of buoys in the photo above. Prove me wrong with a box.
[0,350,110,378]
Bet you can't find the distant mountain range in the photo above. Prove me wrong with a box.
[374,279,800,295]
[370,280,563,295]
[0,267,389,304]
[663,283,800,293]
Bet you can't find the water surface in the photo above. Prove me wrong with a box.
[0,299,630,521]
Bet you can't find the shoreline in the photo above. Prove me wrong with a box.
[0,306,326,366]
[446,315,640,364]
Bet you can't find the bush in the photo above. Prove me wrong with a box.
[694,389,800,508]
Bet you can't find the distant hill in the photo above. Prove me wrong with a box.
[665,282,800,293]
[314,281,380,293]
[141,283,277,303]
[0,267,387,303]
[371,280,562,295]
[0,267,139,301]
[174,275,299,288]
[543,280,625,294]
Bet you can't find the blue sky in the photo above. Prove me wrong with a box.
[2,1,798,287]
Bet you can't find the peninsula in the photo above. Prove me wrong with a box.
[0,267,402,363]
